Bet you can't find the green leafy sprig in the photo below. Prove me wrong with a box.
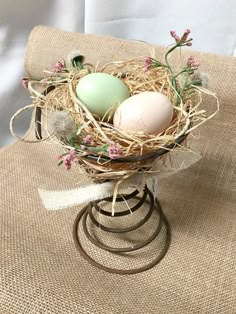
[144,29,201,105]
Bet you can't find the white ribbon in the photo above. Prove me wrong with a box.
[38,173,149,211]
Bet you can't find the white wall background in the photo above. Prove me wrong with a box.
[0,0,235,147]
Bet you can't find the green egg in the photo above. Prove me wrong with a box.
[76,73,130,117]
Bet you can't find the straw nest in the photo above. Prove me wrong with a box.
[10,57,219,181]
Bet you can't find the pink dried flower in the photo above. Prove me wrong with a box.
[107,142,123,159]
[82,135,94,145]
[63,149,78,170]
[144,57,153,72]
[170,30,180,42]
[170,29,193,46]
[187,56,200,69]
[52,59,65,73]
[21,77,29,89]
[181,29,191,42]
[69,149,76,157]
[64,157,72,170]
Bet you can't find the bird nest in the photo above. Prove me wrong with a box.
[11,30,219,182]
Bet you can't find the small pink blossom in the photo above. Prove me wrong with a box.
[62,149,78,170]
[69,149,76,157]
[56,154,62,160]
[187,55,200,69]
[186,42,192,46]
[82,135,94,145]
[144,57,153,72]
[170,30,180,42]
[21,77,29,89]
[107,142,123,159]
[64,157,72,170]
[181,29,191,42]
[52,59,65,73]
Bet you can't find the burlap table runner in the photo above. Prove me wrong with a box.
[0,25,235,313]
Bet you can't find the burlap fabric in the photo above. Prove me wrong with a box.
[0,26,235,313]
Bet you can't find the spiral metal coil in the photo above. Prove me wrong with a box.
[73,186,171,275]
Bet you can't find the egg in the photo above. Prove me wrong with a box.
[113,92,174,134]
[76,73,130,118]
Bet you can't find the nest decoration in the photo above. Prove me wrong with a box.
[11,29,219,182]
[10,29,220,274]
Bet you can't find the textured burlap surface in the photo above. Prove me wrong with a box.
[0,26,236,313]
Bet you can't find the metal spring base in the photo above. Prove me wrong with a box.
[73,186,171,274]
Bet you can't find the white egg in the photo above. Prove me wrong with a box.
[113,92,174,134]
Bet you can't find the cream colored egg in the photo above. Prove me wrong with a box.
[113,92,174,134]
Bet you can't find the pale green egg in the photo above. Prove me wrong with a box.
[76,73,130,118]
